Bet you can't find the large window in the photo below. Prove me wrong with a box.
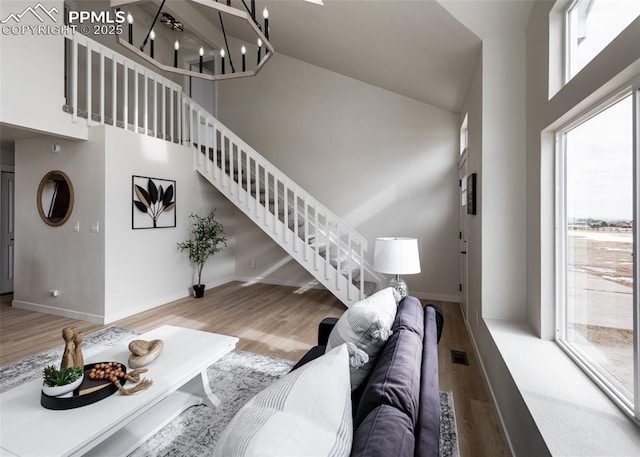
[556,85,639,420]
[565,0,640,82]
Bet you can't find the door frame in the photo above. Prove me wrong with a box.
[458,151,469,320]
[0,164,15,294]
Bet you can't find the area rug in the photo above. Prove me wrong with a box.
[440,391,460,457]
[0,326,459,456]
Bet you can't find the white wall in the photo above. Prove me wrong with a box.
[14,130,106,321]
[103,126,236,322]
[13,125,236,323]
[458,53,483,333]
[441,0,530,324]
[480,34,528,322]
[0,0,87,140]
[217,52,460,300]
[446,4,531,455]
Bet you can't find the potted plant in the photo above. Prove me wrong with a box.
[177,210,226,298]
[42,365,84,397]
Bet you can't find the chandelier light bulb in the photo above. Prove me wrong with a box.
[199,46,204,56]
[127,13,134,45]
[173,40,179,67]
[149,29,155,58]
[257,38,262,47]
[263,8,270,40]
[241,45,246,55]
[220,49,225,58]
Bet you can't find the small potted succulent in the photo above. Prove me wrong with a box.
[42,365,84,397]
[177,210,226,298]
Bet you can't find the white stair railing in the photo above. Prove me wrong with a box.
[64,32,182,142]
[182,97,382,306]
[63,31,382,306]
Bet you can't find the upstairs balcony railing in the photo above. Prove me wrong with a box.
[64,32,182,142]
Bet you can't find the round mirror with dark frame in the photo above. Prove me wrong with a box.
[37,170,74,226]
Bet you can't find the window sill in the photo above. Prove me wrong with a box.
[485,318,640,456]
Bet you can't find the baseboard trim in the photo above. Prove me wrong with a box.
[462,308,516,457]
[232,278,460,302]
[12,300,105,324]
[412,291,460,303]
[104,276,238,323]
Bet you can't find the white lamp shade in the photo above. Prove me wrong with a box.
[373,237,421,275]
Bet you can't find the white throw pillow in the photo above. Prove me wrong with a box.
[325,287,398,390]
[214,344,353,457]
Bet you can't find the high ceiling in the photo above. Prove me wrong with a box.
[131,0,482,114]
[194,0,482,113]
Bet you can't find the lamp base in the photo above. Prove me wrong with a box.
[388,277,408,299]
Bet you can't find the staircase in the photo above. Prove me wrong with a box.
[63,32,382,307]
[183,98,381,305]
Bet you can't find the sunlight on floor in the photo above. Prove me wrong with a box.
[238,328,308,353]
[294,280,321,294]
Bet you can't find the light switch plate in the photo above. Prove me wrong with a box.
[91,221,100,233]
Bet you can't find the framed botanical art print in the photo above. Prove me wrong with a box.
[132,175,176,229]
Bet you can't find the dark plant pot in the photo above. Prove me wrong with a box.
[193,284,205,298]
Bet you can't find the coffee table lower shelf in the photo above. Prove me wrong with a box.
[82,390,202,457]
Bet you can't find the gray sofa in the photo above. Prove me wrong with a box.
[293,296,444,457]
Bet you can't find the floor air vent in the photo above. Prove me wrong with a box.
[451,350,469,366]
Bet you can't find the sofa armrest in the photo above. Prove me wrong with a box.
[424,304,444,343]
[318,317,338,346]
[290,317,339,373]
[290,345,325,372]
[416,304,443,457]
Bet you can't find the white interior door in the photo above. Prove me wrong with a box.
[1,171,15,294]
[458,156,469,320]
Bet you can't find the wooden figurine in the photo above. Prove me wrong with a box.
[60,326,76,370]
[128,339,164,368]
[74,331,84,368]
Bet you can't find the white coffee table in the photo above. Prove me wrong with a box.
[0,325,238,456]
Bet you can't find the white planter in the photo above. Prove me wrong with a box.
[42,374,84,398]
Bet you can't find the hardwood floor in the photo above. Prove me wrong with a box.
[437,300,511,457]
[0,282,510,456]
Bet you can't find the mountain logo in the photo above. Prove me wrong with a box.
[1,3,59,24]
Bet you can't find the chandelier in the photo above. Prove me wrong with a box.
[116,0,274,81]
